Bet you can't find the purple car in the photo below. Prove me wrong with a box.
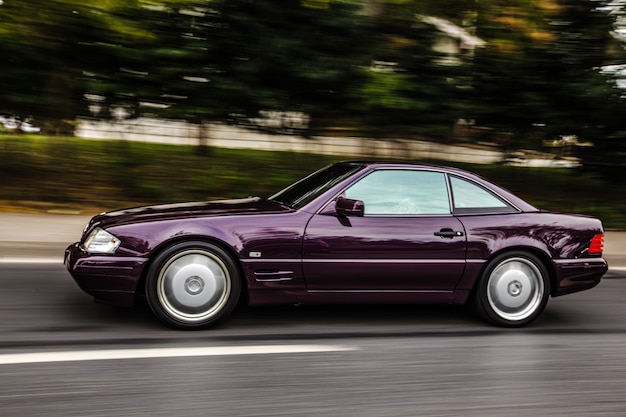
[65,161,607,329]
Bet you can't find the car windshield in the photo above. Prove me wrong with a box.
[270,163,364,209]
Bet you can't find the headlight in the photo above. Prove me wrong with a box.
[82,221,91,235]
[83,228,121,254]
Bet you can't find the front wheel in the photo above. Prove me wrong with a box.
[473,252,550,327]
[146,241,241,329]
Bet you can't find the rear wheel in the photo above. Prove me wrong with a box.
[146,241,241,329]
[474,251,550,327]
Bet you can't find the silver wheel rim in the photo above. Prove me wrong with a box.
[487,257,544,322]
[157,249,231,323]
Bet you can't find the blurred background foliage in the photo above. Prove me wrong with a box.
[1,0,626,224]
[2,0,626,143]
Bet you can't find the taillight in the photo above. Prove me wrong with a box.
[588,234,604,255]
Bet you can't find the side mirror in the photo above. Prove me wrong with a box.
[336,197,364,217]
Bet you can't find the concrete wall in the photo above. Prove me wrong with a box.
[75,117,503,164]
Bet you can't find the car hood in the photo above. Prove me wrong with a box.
[88,197,292,230]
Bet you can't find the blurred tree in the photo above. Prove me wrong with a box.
[1,0,626,148]
[0,0,155,134]
[469,0,626,148]
[0,0,78,133]
[80,1,217,122]
[80,0,371,136]
[348,1,478,138]
[185,0,370,133]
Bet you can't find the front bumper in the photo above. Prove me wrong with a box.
[64,242,149,307]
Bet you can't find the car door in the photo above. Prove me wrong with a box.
[302,169,467,291]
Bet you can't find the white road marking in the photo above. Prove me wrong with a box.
[0,258,61,264]
[0,345,357,365]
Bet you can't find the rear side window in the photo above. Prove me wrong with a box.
[450,176,517,214]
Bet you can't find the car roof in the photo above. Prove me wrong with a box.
[338,160,465,170]
[334,161,494,181]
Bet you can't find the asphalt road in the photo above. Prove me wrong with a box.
[1,213,625,416]
[0,262,625,417]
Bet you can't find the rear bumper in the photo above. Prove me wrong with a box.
[64,243,148,307]
[552,257,608,297]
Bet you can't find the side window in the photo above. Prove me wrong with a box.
[450,176,515,214]
[344,170,450,215]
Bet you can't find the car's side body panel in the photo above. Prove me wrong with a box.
[454,212,607,296]
[302,213,467,291]
[67,199,311,306]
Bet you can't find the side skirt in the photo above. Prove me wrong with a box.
[247,289,470,306]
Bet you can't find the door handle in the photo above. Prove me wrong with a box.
[434,228,464,238]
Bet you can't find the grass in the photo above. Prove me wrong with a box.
[0,135,338,213]
[1,135,624,228]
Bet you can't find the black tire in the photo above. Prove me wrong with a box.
[473,251,550,327]
[146,241,241,329]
